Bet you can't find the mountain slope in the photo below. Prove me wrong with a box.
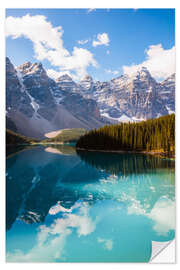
[54,68,175,123]
[159,73,175,114]
[6,58,107,139]
[6,57,175,139]
[76,67,174,121]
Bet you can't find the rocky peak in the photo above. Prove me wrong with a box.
[56,74,73,82]
[137,67,155,82]
[169,73,175,80]
[6,57,175,136]
[110,68,154,90]
[81,74,93,82]
[18,62,46,77]
[6,57,35,118]
[161,73,175,86]
[6,57,12,66]
[55,74,77,93]
[18,61,32,73]
[6,57,16,75]
[80,75,94,91]
[110,75,125,85]
[126,66,153,81]
[139,66,150,74]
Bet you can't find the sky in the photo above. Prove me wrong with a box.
[5,8,175,82]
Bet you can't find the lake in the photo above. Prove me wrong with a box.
[6,144,175,262]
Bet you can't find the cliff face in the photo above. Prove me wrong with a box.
[6,57,175,138]
[76,67,174,121]
[6,58,106,139]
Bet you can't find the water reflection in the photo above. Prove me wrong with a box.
[76,150,175,175]
[6,145,175,262]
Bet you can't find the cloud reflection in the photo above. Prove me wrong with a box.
[127,196,175,236]
[97,237,113,250]
[6,202,96,262]
[149,197,175,236]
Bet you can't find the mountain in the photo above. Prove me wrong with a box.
[56,74,78,92]
[76,67,175,122]
[6,57,175,139]
[6,58,107,139]
[159,73,175,114]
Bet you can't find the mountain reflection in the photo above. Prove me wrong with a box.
[6,145,175,231]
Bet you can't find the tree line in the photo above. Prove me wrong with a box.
[76,114,175,156]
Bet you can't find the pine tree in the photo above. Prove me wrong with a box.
[76,114,175,156]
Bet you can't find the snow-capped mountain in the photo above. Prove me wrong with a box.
[75,67,175,122]
[80,75,94,89]
[56,74,78,92]
[6,57,175,139]
[159,73,175,114]
[6,58,107,139]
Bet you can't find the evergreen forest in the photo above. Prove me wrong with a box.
[76,114,175,156]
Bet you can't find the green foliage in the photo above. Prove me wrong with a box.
[76,114,175,156]
[6,129,38,145]
[43,128,87,143]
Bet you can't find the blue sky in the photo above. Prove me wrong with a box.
[6,9,175,82]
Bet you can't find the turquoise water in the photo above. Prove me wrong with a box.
[6,145,175,262]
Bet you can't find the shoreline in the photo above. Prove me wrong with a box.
[76,147,175,159]
[6,142,65,146]
[6,143,175,159]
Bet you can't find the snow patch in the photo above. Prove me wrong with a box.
[25,91,39,113]
[16,69,25,92]
[131,116,145,122]
[166,106,175,115]
[31,99,39,113]
[101,112,133,122]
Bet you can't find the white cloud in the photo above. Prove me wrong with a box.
[77,39,89,45]
[105,69,119,76]
[123,44,175,80]
[5,14,97,81]
[106,50,110,55]
[92,33,110,47]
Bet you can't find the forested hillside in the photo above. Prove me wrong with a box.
[6,129,38,145]
[76,114,175,156]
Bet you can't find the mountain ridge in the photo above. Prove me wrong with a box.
[6,57,107,139]
[6,57,175,139]
[55,65,175,121]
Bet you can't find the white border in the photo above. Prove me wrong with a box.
[0,1,179,269]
